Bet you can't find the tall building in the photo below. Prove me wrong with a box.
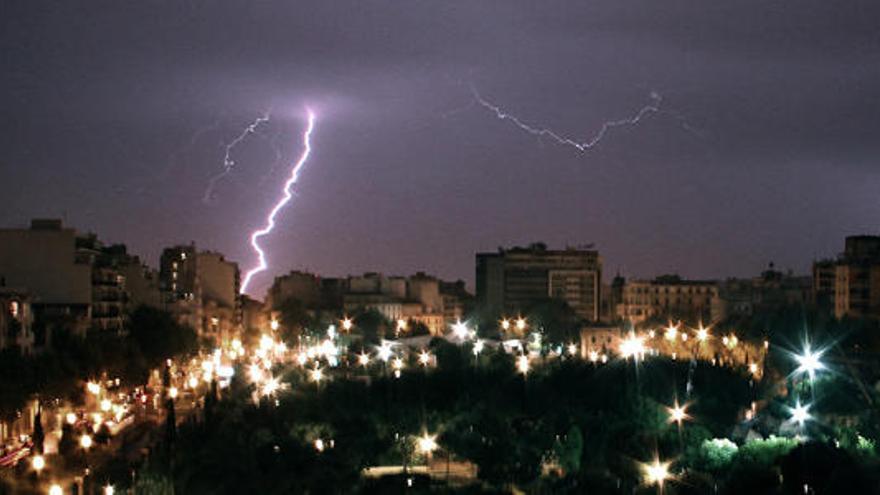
[266,271,321,310]
[616,275,720,325]
[815,236,880,319]
[159,244,241,340]
[198,251,241,342]
[476,243,602,322]
[343,273,446,335]
[0,220,92,334]
[159,244,202,333]
[719,265,811,319]
[812,259,837,309]
[0,219,147,335]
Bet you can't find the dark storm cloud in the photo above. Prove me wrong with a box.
[2,1,879,296]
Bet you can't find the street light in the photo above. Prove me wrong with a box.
[516,355,530,375]
[790,401,811,426]
[515,317,527,332]
[418,350,431,366]
[417,433,437,455]
[80,434,93,450]
[452,320,470,340]
[696,325,710,342]
[104,485,115,495]
[643,459,671,487]
[377,341,394,363]
[667,402,689,425]
[32,455,45,474]
[500,318,511,331]
[310,366,324,384]
[270,319,279,331]
[341,317,353,331]
[473,339,485,356]
[358,351,371,367]
[795,344,825,380]
[664,324,678,342]
[49,484,63,495]
[620,333,647,361]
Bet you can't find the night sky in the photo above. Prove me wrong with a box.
[3,1,879,297]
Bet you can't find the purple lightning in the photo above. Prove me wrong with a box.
[203,111,272,204]
[240,109,316,295]
[471,85,665,151]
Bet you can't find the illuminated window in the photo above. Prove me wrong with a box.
[9,301,19,318]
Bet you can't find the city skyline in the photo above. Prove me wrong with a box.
[3,1,879,297]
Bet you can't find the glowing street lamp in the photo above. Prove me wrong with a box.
[696,325,710,342]
[500,318,511,331]
[795,344,825,380]
[642,459,671,487]
[667,402,689,425]
[32,455,45,474]
[396,319,408,334]
[377,341,394,363]
[515,317,527,332]
[341,317,353,331]
[86,381,101,395]
[168,387,179,399]
[418,350,431,366]
[567,343,578,356]
[310,366,324,384]
[261,377,280,397]
[473,339,485,356]
[104,485,115,495]
[417,433,438,455]
[664,324,679,342]
[516,354,530,375]
[392,357,404,372]
[790,401,811,426]
[66,412,77,425]
[620,333,647,361]
[358,352,371,367]
[49,484,63,495]
[452,320,470,340]
[80,434,93,450]
[269,319,279,331]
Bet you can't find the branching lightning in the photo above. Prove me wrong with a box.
[471,85,664,152]
[240,109,316,295]
[203,111,272,203]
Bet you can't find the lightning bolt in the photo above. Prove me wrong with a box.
[240,109,316,295]
[203,111,272,203]
[471,85,663,151]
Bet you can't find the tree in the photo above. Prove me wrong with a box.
[128,306,197,372]
[554,425,583,475]
[32,405,44,454]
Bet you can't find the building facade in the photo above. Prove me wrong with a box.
[616,275,721,325]
[813,236,880,320]
[476,243,602,322]
[159,244,242,340]
[0,288,35,354]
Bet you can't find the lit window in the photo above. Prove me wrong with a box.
[9,301,19,318]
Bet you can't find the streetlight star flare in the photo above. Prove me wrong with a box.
[795,344,825,380]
